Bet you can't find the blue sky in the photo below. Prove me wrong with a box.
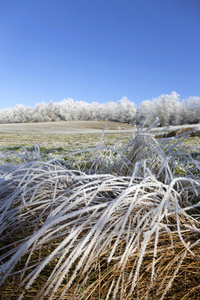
[0,0,200,110]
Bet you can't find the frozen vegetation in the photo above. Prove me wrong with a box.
[0,119,200,299]
[0,91,200,126]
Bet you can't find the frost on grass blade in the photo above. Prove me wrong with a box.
[0,118,200,299]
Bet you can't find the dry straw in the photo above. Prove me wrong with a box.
[0,119,200,299]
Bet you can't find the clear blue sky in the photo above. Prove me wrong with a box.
[0,0,200,110]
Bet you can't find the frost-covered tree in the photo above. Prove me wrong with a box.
[97,101,117,121]
[0,108,13,123]
[54,98,76,121]
[32,102,51,122]
[153,91,182,126]
[64,98,77,120]
[75,101,93,121]
[136,92,182,127]
[89,102,101,120]
[113,97,137,123]
[136,100,155,126]
[0,105,32,123]
[11,104,30,123]
[182,96,200,124]
[0,93,199,125]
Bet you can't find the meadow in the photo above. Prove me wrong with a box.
[0,120,200,299]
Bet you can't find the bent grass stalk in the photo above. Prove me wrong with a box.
[0,119,200,299]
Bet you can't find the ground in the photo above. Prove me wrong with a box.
[0,121,132,150]
[0,121,200,299]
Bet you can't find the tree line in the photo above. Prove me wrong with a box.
[0,91,199,126]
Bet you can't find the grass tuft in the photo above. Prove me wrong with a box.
[0,119,200,299]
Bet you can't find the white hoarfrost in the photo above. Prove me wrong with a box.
[0,92,199,125]
[0,119,200,299]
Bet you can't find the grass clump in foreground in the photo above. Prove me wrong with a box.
[0,119,200,299]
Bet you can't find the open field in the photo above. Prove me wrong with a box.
[0,121,134,153]
[0,120,200,299]
[0,120,134,135]
[0,120,199,145]
[0,120,200,135]
[0,121,199,156]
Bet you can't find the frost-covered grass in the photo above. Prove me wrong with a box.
[0,120,200,299]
